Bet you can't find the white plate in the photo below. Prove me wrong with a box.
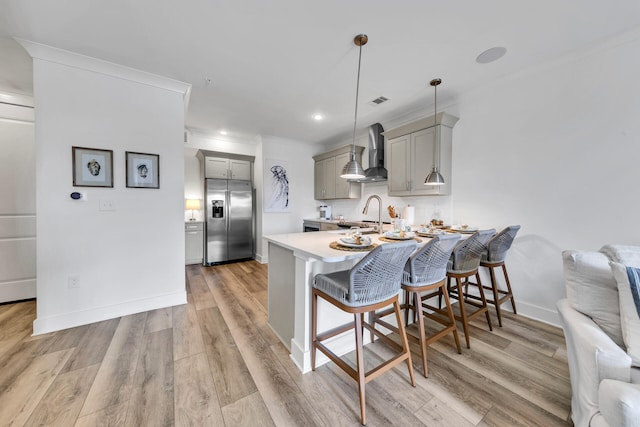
[449,226,478,233]
[416,229,445,237]
[339,236,372,247]
[384,231,416,240]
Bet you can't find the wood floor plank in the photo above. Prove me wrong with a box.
[503,339,570,380]
[124,328,174,427]
[228,315,325,427]
[270,343,369,427]
[75,402,127,427]
[24,364,99,426]
[144,306,174,334]
[0,349,73,426]
[0,300,35,342]
[197,307,257,407]
[79,313,147,417]
[189,267,218,311]
[174,353,225,427]
[414,397,476,427]
[173,301,205,361]
[61,318,120,373]
[205,264,268,331]
[220,391,275,427]
[431,337,571,420]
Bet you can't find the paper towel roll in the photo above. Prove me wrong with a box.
[403,206,415,226]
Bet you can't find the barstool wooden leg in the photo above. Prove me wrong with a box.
[476,273,493,331]
[354,313,367,425]
[413,290,429,377]
[455,277,471,349]
[488,266,503,326]
[442,286,462,354]
[403,290,409,326]
[311,291,318,371]
[503,264,517,314]
[393,299,416,387]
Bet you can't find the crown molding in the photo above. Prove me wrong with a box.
[15,38,191,110]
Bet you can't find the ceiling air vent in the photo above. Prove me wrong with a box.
[369,96,389,106]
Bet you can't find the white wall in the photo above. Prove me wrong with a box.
[446,32,640,324]
[259,136,317,261]
[25,42,190,334]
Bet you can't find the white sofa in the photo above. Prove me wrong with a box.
[558,245,640,426]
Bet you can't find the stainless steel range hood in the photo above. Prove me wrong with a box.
[351,122,387,182]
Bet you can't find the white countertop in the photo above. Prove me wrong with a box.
[264,228,430,263]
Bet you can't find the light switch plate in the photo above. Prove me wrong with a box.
[99,199,116,211]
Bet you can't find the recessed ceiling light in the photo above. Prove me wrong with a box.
[219,130,228,135]
[312,114,324,121]
[476,47,507,64]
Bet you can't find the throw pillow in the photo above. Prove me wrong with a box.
[563,250,624,347]
[611,262,640,366]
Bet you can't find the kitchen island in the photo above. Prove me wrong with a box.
[264,228,414,373]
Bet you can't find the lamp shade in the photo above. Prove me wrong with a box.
[185,199,201,210]
[341,157,366,180]
[424,168,445,186]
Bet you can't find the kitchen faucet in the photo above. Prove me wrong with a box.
[362,195,382,233]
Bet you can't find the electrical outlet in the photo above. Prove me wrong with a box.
[68,275,80,288]
[99,199,116,211]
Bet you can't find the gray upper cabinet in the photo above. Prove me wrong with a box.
[313,145,364,200]
[204,156,251,180]
[385,113,458,196]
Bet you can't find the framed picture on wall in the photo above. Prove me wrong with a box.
[126,151,159,189]
[264,158,290,212]
[72,146,114,187]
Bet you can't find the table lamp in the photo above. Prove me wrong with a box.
[185,199,201,221]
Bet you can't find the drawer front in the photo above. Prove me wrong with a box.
[185,222,204,231]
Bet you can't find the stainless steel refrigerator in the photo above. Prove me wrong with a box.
[205,179,254,264]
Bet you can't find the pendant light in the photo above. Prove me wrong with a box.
[424,78,446,186]
[340,34,368,180]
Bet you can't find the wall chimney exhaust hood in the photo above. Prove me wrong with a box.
[350,122,387,182]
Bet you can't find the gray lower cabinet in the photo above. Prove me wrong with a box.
[185,221,204,265]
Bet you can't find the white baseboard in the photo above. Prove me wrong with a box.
[0,279,36,303]
[511,301,561,327]
[32,290,187,335]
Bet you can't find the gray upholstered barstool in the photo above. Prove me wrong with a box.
[369,233,461,378]
[480,225,520,327]
[312,240,417,426]
[445,229,495,348]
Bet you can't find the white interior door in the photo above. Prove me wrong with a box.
[0,100,36,303]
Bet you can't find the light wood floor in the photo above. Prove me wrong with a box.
[0,260,572,426]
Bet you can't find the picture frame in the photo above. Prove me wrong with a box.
[126,151,160,189]
[264,158,290,212]
[72,146,114,187]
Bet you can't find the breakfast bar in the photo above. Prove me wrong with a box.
[264,228,425,373]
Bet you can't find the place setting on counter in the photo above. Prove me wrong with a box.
[330,231,378,252]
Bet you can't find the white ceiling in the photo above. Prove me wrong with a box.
[1,1,640,144]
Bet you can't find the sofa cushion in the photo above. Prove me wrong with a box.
[611,263,640,366]
[601,245,640,268]
[563,250,624,347]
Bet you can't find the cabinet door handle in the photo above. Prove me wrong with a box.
[186,231,199,235]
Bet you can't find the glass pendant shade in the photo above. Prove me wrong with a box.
[424,167,445,185]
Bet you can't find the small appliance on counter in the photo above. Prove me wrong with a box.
[319,205,332,220]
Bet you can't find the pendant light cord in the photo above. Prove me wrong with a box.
[351,40,363,160]
[434,80,438,169]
